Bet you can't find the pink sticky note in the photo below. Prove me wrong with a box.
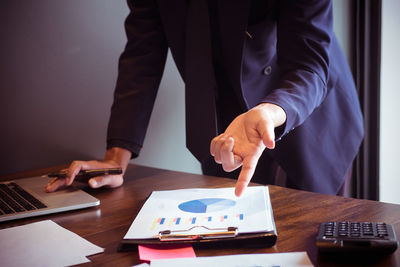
[138,244,196,263]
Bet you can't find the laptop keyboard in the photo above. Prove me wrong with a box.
[0,183,47,215]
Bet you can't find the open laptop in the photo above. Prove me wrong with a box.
[0,176,100,222]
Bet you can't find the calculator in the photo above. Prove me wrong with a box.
[316,222,398,254]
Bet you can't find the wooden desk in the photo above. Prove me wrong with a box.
[1,164,399,266]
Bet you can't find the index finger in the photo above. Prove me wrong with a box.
[234,154,260,197]
[45,177,67,193]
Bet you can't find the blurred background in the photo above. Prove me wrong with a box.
[0,1,398,204]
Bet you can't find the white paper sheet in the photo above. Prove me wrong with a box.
[0,220,104,267]
[124,186,274,239]
[150,252,314,267]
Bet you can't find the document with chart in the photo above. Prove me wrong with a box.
[120,186,277,247]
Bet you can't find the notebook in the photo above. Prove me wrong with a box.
[0,176,100,222]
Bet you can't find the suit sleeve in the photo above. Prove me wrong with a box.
[106,0,168,157]
[262,0,333,139]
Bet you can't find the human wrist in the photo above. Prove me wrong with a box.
[256,103,286,128]
[104,147,131,173]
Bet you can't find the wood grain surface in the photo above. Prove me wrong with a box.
[1,164,399,266]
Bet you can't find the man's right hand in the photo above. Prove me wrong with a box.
[210,103,286,197]
[45,147,132,192]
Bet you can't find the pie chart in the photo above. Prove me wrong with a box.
[178,198,236,213]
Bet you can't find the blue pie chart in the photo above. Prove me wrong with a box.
[178,198,236,213]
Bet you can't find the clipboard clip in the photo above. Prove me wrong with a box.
[157,226,238,241]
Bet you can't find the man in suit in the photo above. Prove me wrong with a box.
[46,0,364,197]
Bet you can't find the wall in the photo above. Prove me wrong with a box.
[332,0,353,67]
[0,1,128,174]
[380,0,400,204]
[0,0,200,176]
[132,52,202,174]
[0,1,353,179]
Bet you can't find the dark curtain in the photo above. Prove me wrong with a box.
[351,0,382,200]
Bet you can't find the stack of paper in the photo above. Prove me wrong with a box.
[123,186,275,241]
[134,252,313,267]
[0,220,104,267]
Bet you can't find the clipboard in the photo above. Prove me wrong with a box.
[118,186,278,251]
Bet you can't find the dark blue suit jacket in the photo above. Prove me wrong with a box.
[107,0,364,195]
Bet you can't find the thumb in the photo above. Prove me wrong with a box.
[88,175,123,189]
[257,120,275,149]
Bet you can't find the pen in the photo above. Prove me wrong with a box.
[44,168,123,179]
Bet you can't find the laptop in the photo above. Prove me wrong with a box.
[0,176,100,222]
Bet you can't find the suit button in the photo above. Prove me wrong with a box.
[263,66,272,75]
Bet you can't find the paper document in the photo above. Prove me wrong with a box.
[124,186,274,240]
[0,220,104,267]
[150,252,313,267]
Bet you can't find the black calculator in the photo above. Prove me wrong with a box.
[316,222,398,254]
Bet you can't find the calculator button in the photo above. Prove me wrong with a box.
[317,221,398,254]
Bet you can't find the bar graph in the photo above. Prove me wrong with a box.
[150,213,244,230]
